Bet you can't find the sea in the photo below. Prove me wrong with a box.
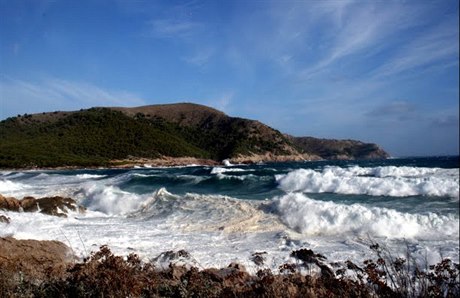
[1,156,459,273]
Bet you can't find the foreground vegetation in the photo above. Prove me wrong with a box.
[1,243,458,297]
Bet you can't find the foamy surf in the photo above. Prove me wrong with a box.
[0,156,458,272]
[276,166,459,197]
[272,192,459,238]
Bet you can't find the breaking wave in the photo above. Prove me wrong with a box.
[276,166,459,197]
[273,193,459,239]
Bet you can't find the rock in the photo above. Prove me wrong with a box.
[0,194,20,211]
[22,196,86,217]
[0,237,74,281]
[152,249,200,269]
[251,251,267,266]
[0,214,10,224]
[20,196,38,211]
[1,194,85,217]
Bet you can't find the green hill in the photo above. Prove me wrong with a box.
[0,103,389,168]
[0,104,298,168]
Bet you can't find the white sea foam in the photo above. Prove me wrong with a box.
[77,184,149,215]
[1,189,458,274]
[131,188,284,234]
[276,166,459,197]
[0,180,31,194]
[1,164,458,274]
[273,192,459,238]
[211,167,249,174]
[76,174,108,179]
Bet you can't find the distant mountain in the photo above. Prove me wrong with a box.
[288,136,390,160]
[0,103,389,168]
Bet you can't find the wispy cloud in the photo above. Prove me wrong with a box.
[0,76,146,119]
[365,101,419,122]
[183,47,215,66]
[431,114,459,128]
[149,18,201,39]
[294,1,426,79]
[372,18,459,78]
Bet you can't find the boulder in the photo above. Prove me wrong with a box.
[0,194,85,217]
[0,194,20,211]
[20,196,38,211]
[0,237,74,281]
[0,214,10,224]
[21,196,86,217]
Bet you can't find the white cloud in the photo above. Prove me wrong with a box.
[183,47,215,66]
[149,18,201,39]
[198,91,234,114]
[295,1,425,79]
[365,101,419,122]
[372,18,459,78]
[0,76,146,119]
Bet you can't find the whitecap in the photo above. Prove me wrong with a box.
[272,193,459,239]
[276,166,459,198]
[211,167,249,174]
[0,179,31,194]
[76,174,108,179]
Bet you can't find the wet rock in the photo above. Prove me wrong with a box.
[0,214,10,224]
[251,251,267,266]
[152,249,199,269]
[20,196,38,211]
[21,196,85,217]
[0,194,85,217]
[0,194,20,211]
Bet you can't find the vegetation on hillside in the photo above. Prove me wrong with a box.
[0,104,389,168]
[290,136,390,160]
[0,107,295,168]
[0,108,208,168]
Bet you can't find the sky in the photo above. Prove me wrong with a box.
[0,0,458,157]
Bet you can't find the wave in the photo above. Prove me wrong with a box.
[74,183,283,234]
[76,174,108,179]
[276,166,459,197]
[76,184,149,215]
[128,188,284,233]
[215,173,258,181]
[272,193,459,239]
[211,167,251,174]
[0,180,31,193]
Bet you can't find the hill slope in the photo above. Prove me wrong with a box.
[0,103,389,168]
[288,136,390,160]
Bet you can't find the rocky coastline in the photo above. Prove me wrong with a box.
[1,191,458,297]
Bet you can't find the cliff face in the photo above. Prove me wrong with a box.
[0,103,389,168]
[288,136,390,160]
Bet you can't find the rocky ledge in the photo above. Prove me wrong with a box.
[0,237,74,283]
[0,194,85,218]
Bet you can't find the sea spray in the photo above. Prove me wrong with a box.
[276,166,459,197]
[272,192,459,238]
[1,156,458,272]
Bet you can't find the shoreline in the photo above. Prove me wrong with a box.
[1,153,380,172]
[0,157,221,172]
[0,155,314,172]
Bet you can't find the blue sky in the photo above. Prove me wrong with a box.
[0,0,458,157]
